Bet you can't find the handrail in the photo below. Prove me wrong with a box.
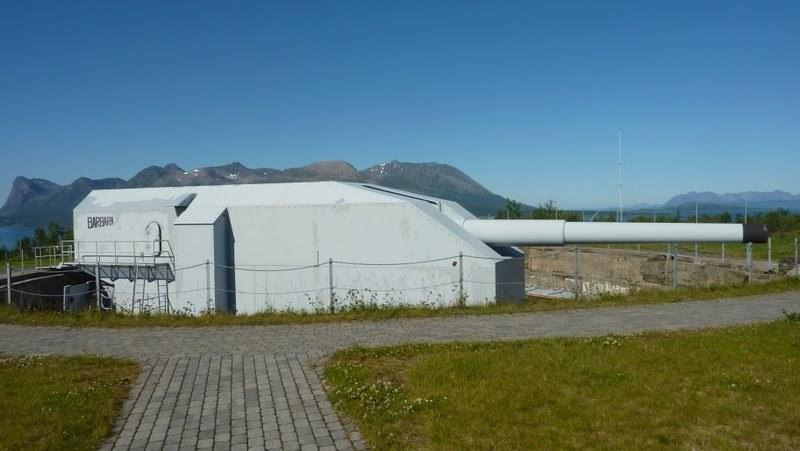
[33,240,176,270]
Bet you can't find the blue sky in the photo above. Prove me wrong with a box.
[1,1,797,209]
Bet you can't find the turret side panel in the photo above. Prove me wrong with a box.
[224,201,500,313]
[172,211,232,314]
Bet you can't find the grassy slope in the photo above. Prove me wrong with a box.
[325,318,800,450]
[0,278,798,328]
[0,355,138,451]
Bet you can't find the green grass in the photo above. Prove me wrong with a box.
[1,278,799,328]
[3,256,37,271]
[601,231,799,261]
[0,355,139,451]
[324,318,800,450]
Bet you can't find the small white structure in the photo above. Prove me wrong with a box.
[72,182,524,314]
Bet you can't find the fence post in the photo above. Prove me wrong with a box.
[746,243,753,284]
[263,262,271,308]
[672,244,678,289]
[458,252,464,304]
[721,243,725,264]
[574,245,581,299]
[205,259,211,312]
[95,263,101,309]
[328,258,334,314]
[20,247,23,272]
[665,244,670,285]
[131,255,138,312]
[795,237,798,277]
[767,237,772,277]
[5,262,10,305]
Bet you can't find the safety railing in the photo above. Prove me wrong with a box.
[33,242,75,269]
[33,240,176,271]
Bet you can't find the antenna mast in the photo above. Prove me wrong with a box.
[617,129,623,222]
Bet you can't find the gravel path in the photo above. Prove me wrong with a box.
[2,291,798,450]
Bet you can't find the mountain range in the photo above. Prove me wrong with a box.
[2,160,798,227]
[0,160,514,226]
[663,190,800,208]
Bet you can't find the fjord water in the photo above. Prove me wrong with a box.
[0,226,34,248]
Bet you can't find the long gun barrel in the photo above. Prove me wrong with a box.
[462,220,769,246]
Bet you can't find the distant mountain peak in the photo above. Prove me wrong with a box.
[0,160,512,226]
[3,177,61,212]
[292,160,360,180]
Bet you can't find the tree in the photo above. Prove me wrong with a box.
[593,212,617,222]
[531,200,558,219]
[33,226,48,246]
[630,214,653,223]
[18,237,32,253]
[46,222,64,244]
[496,198,523,219]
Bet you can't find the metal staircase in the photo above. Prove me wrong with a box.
[127,278,173,314]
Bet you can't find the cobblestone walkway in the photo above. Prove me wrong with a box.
[1,292,799,450]
[111,354,357,451]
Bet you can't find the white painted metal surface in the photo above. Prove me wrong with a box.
[563,222,743,244]
[465,219,747,245]
[463,220,565,245]
[74,182,520,315]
